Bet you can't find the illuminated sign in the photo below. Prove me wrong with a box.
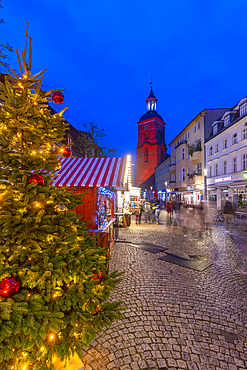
[242,171,247,179]
[186,186,194,190]
[215,176,233,183]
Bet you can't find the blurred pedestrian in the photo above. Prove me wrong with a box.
[155,205,160,224]
[135,203,142,225]
[166,200,172,219]
[146,202,152,224]
[224,196,234,233]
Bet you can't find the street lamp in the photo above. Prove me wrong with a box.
[204,168,207,201]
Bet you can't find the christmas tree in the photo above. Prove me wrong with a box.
[0,24,122,370]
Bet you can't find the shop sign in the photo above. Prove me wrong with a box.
[186,185,194,190]
[215,176,233,183]
[196,184,203,189]
[242,171,247,179]
[129,187,141,196]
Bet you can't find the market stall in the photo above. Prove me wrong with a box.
[53,156,131,250]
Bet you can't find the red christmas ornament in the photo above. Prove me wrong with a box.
[0,277,21,298]
[28,174,44,186]
[62,147,72,157]
[52,91,64,104]
[91,270,103,283]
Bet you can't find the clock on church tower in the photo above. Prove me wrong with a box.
[136,86,167,188]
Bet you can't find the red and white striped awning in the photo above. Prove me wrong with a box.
[52,157,126,187]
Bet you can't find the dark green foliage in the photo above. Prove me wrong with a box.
[0,26,122,370]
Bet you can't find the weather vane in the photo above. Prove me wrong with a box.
[149,78,153,88]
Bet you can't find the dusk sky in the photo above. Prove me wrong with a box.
[1,1,247,165]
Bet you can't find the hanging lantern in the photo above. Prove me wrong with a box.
[61,147,72,157]
[52,91,64,104]
[0,277,21,298]
[28,174,44,186]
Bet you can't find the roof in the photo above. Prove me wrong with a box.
[52,157,125,187]
[139,110,164,122]
[146,87,157,101]
[138,173,155,191]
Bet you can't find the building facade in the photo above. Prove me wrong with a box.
[169,109,230,204]
[205,97,247,209]
[136,87,167,188]
[155,155,171,201]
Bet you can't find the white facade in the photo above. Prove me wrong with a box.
[205,97,247,209]
[155,155,171,201]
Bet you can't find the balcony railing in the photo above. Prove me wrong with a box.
[189,150,202,163]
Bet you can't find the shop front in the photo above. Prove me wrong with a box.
[207,173,247,210]
[53,156,131,250]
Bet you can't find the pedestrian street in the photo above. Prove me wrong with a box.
[81,210,247,370]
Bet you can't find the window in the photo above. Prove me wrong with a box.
[187,148,189,159]
[172,144,175,150]
[168,164,170,171]
[213,125,218,135]
[187,130,190,138]
[182,168,185,181]
[209,146,213,155]
[158,130,162,141]
[223,161,227,175]
[232,133,237,145]
[197,121,200,130]
[193,125,196,133]
[67,136,72,146]
[184,133,187,140]
[223,138,227,149]
[178,170,181,182]
[182,148,185,160]
[209,166,212,178]
[187,167,190,181]
[215,163,218,176]
[145,130,149,140]
[242,127,247,140]
[233,157,237,172]
[178,150,180,161]
[144,149,148,162]
[243,154,247,170]
[215,143,219,152]
[197,162,202,175]
[240,102,247,117]
[224,115,230,127]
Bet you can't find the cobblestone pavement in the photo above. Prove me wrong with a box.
[81,211,247,370]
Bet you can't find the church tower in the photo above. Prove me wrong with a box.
[136,86,167,187]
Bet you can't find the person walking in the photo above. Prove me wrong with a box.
[146,201,152,224]
[155,205,160,224]
[166,200,172,219]
[135,203,142,225]
[223,196,234,233]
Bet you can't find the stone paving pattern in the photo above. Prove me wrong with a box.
[81,211,247,370]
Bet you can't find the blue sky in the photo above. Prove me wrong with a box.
[1,0,247,164]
